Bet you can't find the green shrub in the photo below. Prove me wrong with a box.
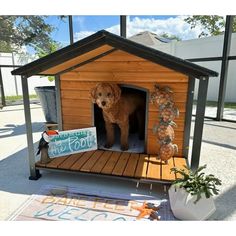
[170,165,222,203]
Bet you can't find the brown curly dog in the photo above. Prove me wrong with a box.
[90,83,145,151]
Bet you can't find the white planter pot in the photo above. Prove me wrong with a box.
[168,185,216,220]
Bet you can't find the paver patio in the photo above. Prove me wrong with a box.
[0,103,235,220]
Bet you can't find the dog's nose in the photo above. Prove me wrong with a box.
[101,101,106,106]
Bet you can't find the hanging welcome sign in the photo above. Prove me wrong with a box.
[48,127,97,157]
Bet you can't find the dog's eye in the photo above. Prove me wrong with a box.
[98,93,102,96]
[107,92,111,97]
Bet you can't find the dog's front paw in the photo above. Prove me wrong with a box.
[121,144,129,151]
[104,143,113,149]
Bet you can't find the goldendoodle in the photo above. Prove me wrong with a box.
[90,83,145,151]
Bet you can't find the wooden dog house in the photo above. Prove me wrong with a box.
[12,30,218,183]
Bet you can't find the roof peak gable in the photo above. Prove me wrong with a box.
[12,30,218,78]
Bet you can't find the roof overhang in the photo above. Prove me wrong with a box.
[11,30,219,79]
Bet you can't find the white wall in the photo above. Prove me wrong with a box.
[158,33,236,102]
[0,52,54,97]
[1,33,236,101]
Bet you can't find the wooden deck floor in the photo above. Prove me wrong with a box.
[36,150,187,182]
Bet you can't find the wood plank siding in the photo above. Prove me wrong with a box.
[42,45,114,74]
[60,49,189,155]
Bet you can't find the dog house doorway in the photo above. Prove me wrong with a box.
[93,85,148,153]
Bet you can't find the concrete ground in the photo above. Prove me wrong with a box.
[0,104,235,220]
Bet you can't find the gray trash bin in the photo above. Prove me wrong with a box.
[35,86,57,123]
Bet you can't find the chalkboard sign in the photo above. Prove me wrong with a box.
[48,127,97,158]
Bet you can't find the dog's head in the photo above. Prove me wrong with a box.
[90,83,121,110]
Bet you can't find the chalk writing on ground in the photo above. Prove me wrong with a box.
[33,193,150,221]
[34,204,127,221]
[9,186,176,221]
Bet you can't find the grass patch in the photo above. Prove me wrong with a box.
[224,103,236,109]
[5,95,38,102]
[193,100,236,109]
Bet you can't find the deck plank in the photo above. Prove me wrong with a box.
[35,161,46,168]
[134,154,149,178]
[161,158,176,181]
[173,157,188,179]
[91,151,113,173]
[146,155,161,180]
[70,151,95,171]
[46,155,70,169]
[80,150,104,172]
[112,152,131,176]
[123,153,140,177]
[58,152,84,169]
[35,149,187,183]
[101,152,121,175]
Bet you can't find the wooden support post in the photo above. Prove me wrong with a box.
[21,76,41,180]
[191,77,209,170]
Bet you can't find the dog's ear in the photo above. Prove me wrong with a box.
[90,86,97,103]
[110,83,121,102]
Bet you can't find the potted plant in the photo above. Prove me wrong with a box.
[169,164,222,220]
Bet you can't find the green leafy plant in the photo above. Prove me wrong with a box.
[184,15,236,38]
[36,41,61,82]
[170,165,222,203]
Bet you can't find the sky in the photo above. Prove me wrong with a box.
[44,15,208,49]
